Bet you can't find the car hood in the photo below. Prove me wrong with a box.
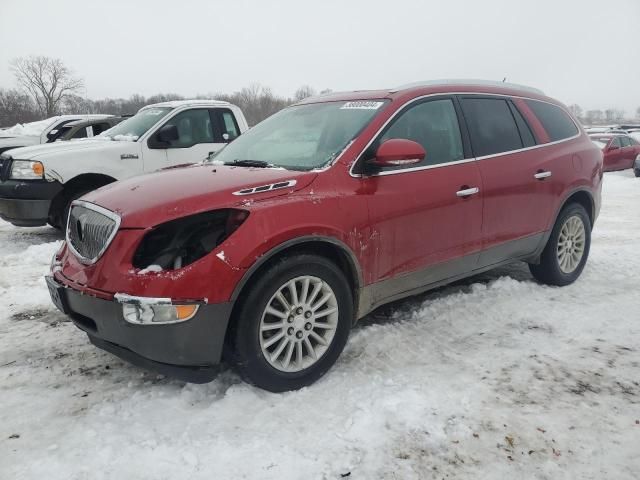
[82,163,318,228]
[3,138,136,160]
[0,135,39,149]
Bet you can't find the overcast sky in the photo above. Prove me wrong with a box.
[1,0,638,113]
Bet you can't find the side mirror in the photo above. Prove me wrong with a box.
[46,130,58,142]
[369,139,425,168]
[156,124,179,144]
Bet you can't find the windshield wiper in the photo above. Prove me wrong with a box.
[224,159,273,168]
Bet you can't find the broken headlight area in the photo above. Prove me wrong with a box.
[132,209,249,271]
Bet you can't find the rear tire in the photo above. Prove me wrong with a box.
[229,253,353,392]
[634,155,640,177]
[529,203,591,286]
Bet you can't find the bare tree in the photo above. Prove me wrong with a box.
[11,55,84,117]
[568,104,583,121]
[0,88,40,127]
[585,110,604,125]
[294,85,316,101]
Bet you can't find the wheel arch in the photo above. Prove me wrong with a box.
[561,188,595,226]
[530,187,595,264]
[48,173,118,225]
[229,236,363,322]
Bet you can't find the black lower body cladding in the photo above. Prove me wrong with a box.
[46,276,233,382]
[0,179,62,226]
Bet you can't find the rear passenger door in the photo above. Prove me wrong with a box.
[459,96,564,266]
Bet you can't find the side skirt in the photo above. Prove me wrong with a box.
[356,233,546,319]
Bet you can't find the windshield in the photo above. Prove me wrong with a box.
[209,100,388,170]
[99,107,172,141]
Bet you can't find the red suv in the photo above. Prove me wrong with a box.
[47,80,603,392]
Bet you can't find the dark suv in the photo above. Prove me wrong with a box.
[47,80,603,392]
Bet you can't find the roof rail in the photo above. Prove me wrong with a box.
[390,79,545,95]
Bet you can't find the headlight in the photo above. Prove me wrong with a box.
[132,209,249,271]
[115,294,199,325]
[10,160,45,180]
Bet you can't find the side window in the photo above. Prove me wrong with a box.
[70,127,88,139]
[629,136,639,146]
[92,123,111,136]
[376,98,464,169]
[508,101,536,147]
[460,98,523,157]
[46,120,76,142]
[610,137,622,148]
[163,109,214,148]
[620,136,631,147]
[218,110,240,141]
[524,100,578,142]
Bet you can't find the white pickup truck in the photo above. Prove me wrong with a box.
[0,115,114,155]
[0,100,249,227]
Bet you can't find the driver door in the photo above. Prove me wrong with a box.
[143,108,222,172]
[356,97,483,295]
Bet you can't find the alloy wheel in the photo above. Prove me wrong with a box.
[557,215,586,274]
[259,275,339,372]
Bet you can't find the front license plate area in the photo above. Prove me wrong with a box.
[46,276,70,314]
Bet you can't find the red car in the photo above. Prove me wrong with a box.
[589,133,640,174]
[47,80,603,391]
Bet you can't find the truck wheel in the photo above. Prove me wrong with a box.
[529,203,591,286]
[229,253,353,392]
[56,189,93,230]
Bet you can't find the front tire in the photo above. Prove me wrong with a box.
[229,253,353,392]
[529,203,591,286]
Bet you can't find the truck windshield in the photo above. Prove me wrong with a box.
[99,107,172,141]
[209,100,389,170]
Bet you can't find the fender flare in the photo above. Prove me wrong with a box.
[229,235,363,303]
[530,186,595,262]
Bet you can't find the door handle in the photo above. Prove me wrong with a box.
[534,170,552,180]
[456,187,479,197]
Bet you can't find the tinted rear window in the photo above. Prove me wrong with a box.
[525,100,578,142]
[460,98,523,157]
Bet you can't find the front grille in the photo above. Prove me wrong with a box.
[0,155,12,181]
[67,202,120,264]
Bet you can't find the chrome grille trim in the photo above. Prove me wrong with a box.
[66,200,121,265]
[232,179,297,196]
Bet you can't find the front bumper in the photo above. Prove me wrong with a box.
[46,275,233,383]
[0,179,62,226]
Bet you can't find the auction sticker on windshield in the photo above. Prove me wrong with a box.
[340,101,385,110]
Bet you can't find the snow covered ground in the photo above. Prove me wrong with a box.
[1,171,639,479]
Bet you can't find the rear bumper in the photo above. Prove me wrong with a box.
[0,179,62,226]
[47,275,233,383]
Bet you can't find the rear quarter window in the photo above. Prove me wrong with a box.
[525,100,578,142]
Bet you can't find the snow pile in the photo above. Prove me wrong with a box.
[0,172,639,479]
[0,118,56,137]
[137,264,163,274]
